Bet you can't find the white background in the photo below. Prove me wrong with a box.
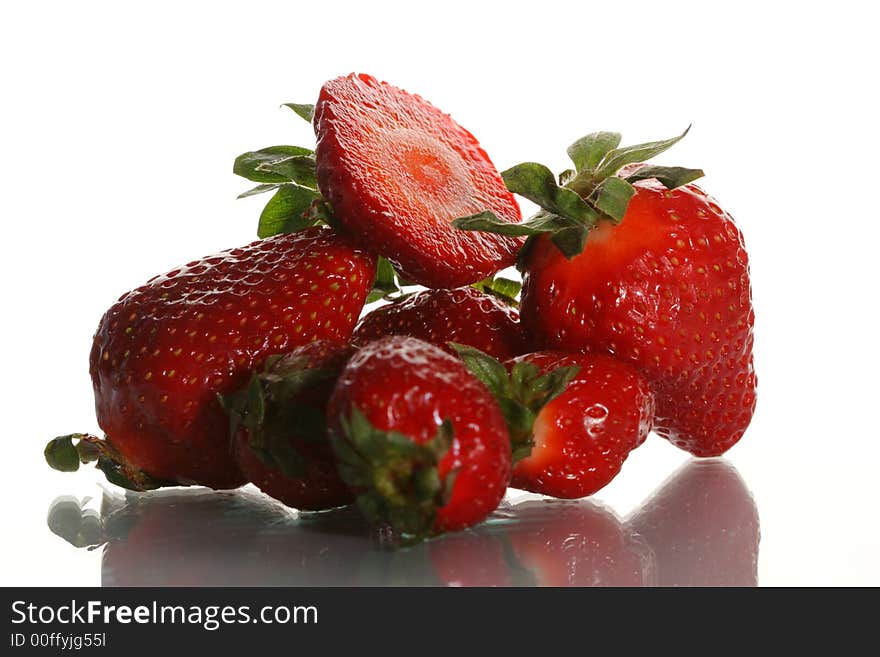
[1,0,878,586]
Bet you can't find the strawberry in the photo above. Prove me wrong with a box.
[507,352,653,498]
[327,336,511,538]
[455,129,756,456]
[223,340,356,511]
[626,459,759,586]
[45,227,376,490]
[453,346,651,497]
[353,286,526,360]
[314,73,523,288]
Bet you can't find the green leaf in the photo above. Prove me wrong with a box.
[44,435,81,472]
[567,131,622,172]
[501,162,597,224]
[595,126,692,179]
[282,103,315,123]
[510,361,540,391]
[237,183,283,199]
[625,165,705,189]
[591,176,636,223]
[426,420,454,461]
[558,169,576,186]
[268,434,307,479]
[303,198,338,231]
[233,145,315,185]
[550,224,590,259]
[269,368,337,402]
[471,276,522,305]
[334,406,452,540]
[257,184,322,238]
[367,257,401,303]
[243,375,266,431]
[258,154,318,188]
[530,365,580,407]
[453,211,548,237]
[454,209,591,260]
[448,343,510,399]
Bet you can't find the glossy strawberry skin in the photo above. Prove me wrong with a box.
[353,287,526,360]
[90,227,376,489]
[233,340,357,511]
[314,73,523,288]
[508,352,653,498]
[520,180,756,456]
[327,336,511,533]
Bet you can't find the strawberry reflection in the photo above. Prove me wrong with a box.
[48,458,758,587]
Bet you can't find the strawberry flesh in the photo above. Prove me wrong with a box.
[315,73,522,288]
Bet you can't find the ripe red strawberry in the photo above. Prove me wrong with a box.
[46,227,376,490]
[506,352,653,498]
[327,336,511,538]
[224,340,357,511]
[626,459,759,586]
[314,73,523,288]
[455,130,756,456]
[520,179,755,456]
[353,286,526,360]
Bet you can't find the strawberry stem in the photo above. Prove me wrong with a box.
[44,434,176,491]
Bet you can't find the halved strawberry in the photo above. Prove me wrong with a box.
[314,73,523,288]
[353,286,526,360]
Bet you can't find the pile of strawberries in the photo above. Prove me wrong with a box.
[46,74,756,541]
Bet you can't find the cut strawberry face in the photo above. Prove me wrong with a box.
[315,73,523,288]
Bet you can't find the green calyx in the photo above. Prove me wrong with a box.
[43,433,174,491]
[332,408,456,541]
[235,98,410,303]
[233,100,326,239]
[452,126,704,261]
[471,275,522,306]
[219,356,340,480]
[366,256,415,304]
[449,344,579,462]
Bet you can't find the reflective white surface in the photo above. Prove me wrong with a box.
[45,459,757,587]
